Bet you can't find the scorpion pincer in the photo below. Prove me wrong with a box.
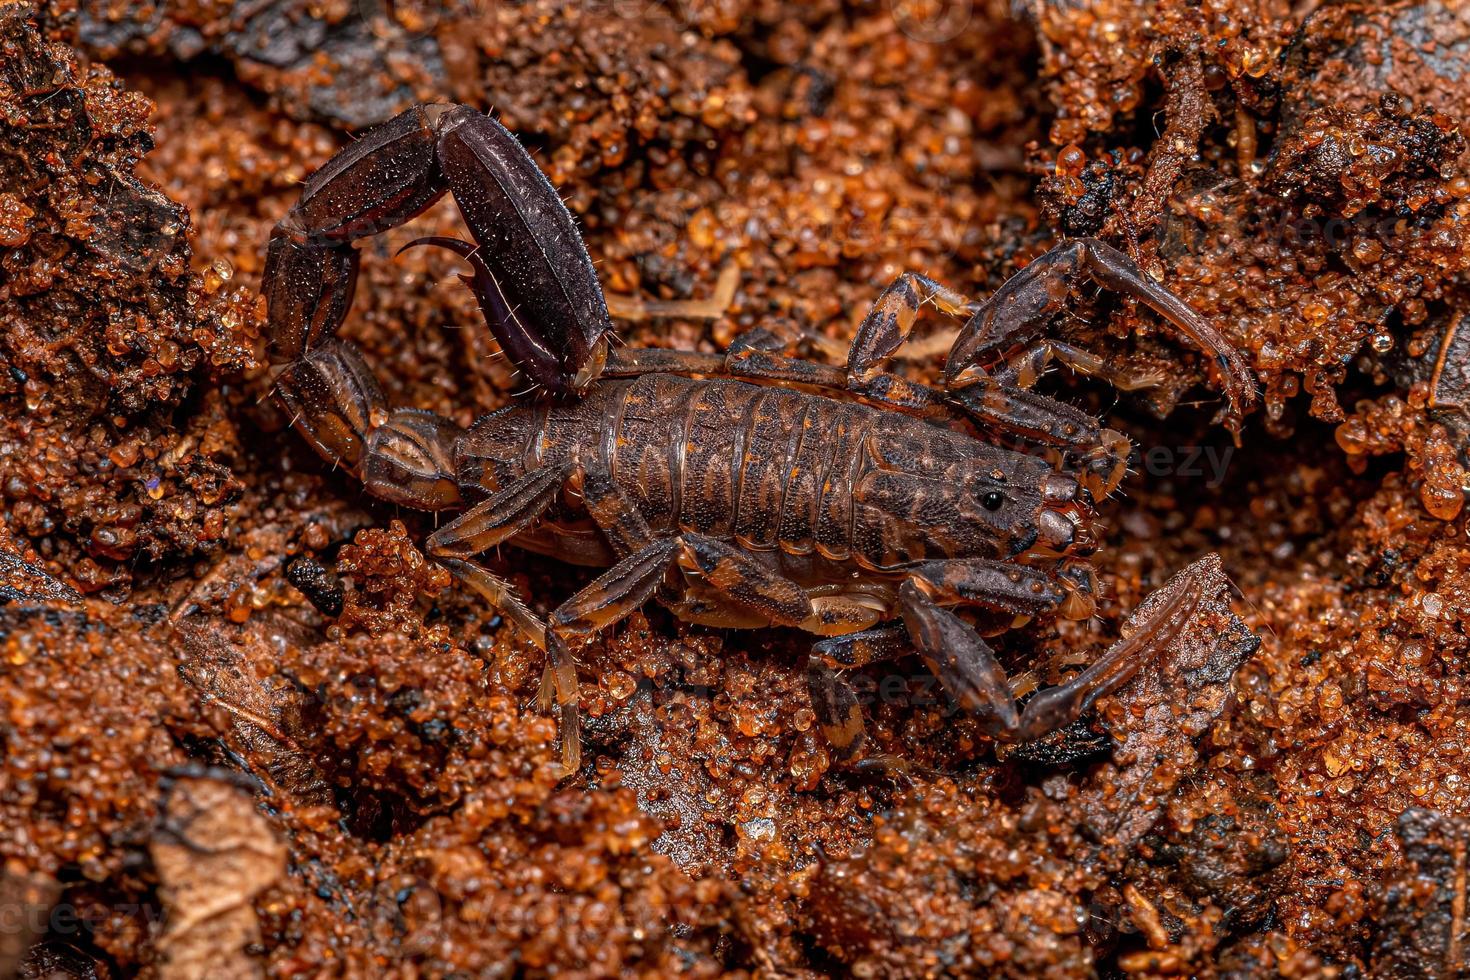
[262,103,1259,773]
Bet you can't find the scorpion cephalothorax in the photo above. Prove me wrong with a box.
[263,103,1258,773]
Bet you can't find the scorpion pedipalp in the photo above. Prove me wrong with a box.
[942,237,1259,440]
[263,105,1259,776]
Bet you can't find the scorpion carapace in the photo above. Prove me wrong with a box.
[263,103,1259,773]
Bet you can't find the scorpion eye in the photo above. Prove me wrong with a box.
[981,490,1005,512]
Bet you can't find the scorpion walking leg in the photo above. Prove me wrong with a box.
[434,558,548,653]
[805,625,909,762]
[945,379,1134,499]
[897,560,1208,742]
[600,338,871,402]
[551,535,813,640]
[422,461,605,773]
[425,462,575,558]
[837,263,1140,492]
[996,339,1168,393]
[843,271,981,416]
[542,532,811,773]
[534,473,818,771]
[806,661,868,761]
[618,273,977,418]
[596,271,978,421]
[804,554,1101,759]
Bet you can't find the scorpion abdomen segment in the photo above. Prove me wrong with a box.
[606,375,687,532]
[776,398,828,556]
[812,413,869,562]
[732,386,805,550]
[677,380,751,538]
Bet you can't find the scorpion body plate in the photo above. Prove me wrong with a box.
[262,103,1259,771]
[458,374,1078,586]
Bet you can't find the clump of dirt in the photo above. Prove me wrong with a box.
[3,0,1470,976]
[0,1,260,596]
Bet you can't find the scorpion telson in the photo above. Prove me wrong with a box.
[264,103,1259,774]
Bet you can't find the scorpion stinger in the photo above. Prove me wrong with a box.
[263,103,613,396]
[262,103,1259,778]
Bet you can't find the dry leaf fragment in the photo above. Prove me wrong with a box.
[150,774,286,980]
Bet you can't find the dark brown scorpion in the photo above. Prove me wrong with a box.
[263,103,1258,773]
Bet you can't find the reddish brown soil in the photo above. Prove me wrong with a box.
[3,0,1470,976]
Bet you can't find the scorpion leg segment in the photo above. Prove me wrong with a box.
[422,460,592,773]
[436,551,580,772]
[576,466,655,559]
[674,536,814,628]
[600,338,961,424]
[544,632,583,773]
[813,625,911,668]
[944,238,1258,434]
[551,533,814,637]
[1007,559,1208,741]
[827,271,982,419]
[580,476,823,627]
[996,339,1168,393]
[435,557,548,652]
[906,559,1067,617]
[896,558,1210,743]
[551,538,683,637]
[433,105,614,395]
[806,624,909,761]
[848,271,979,379]
[425,462,574,558]
[807,660,867,762]
[946,381,1133,498]
[601,342,852,392]
[898,581,1022,737]
[600,347,726,378]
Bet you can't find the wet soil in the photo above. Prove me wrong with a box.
[3,0,1470,976]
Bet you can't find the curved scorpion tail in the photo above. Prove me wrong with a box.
[400,236,570,391]
[432,106,614,396]
[262,104,455,366]
[261,103,614,396]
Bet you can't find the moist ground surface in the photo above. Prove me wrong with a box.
[3,1,1470,976]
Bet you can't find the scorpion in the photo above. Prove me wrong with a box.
[263,103,1258,773]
